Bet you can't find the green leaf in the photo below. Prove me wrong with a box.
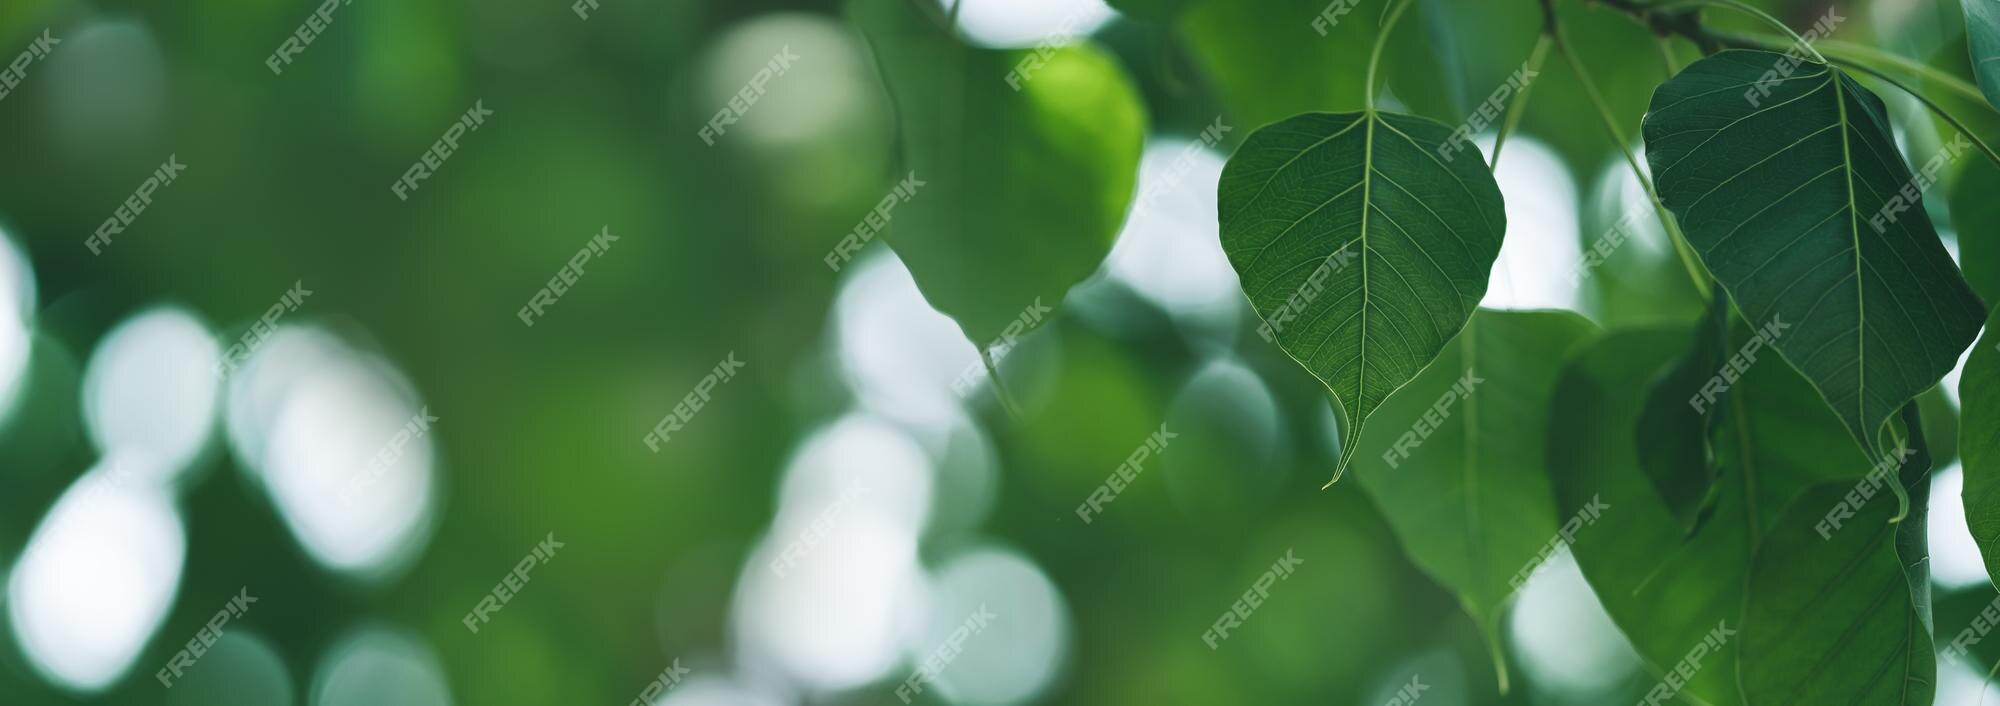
[1959,307,2000,582]
[1549,324,1881,706]
[1740,445,1935,705]
[1633,293,1727,534]
[1967,0,2000,111]
[1351,309,1597,690]
[1917,383,1959,470]
[1218,110,1507,483]
[1952,158,2000,303]
[849,0,1146,343]
[1641,50,1986,459]
[1175,0,1374,130]
[1175,0,1502,130]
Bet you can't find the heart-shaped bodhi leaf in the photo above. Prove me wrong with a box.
[847,0,1145,345]
[1632,293,1727,535]
[1740,407,1935,706]
[1641,50,1985,460]
[1967,0,2000,111]
[1219,110,1506,485]
[1551,323,1900,706]
[1351,309,1596,691]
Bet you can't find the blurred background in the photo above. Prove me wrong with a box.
[0,0,1995,703]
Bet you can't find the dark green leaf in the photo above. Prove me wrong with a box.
[1633,293,1727,534]
[1549,324,1882,706]
[1352,309,1597,685]
[1951,159,2000,303]
[1967,0,2000,111]
[1219,110,1507,482]
[849,0,1146,343]
[1641,50,1985,459]
[1740,424,1934,706]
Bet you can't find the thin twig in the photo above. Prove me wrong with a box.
[980,346,1024,421]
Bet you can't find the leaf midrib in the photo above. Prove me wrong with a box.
[1832,68,1870,456]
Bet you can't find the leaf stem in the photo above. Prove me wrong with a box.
[1981,656,2000,706]
[980,346,1024,421]
[1652,35,1678,76]
[1829,57,2000,171]
[1490,33,1552,170]
[1885,402,1925,524]
[1644,0,1825,63]
[1812,37,1997,111]
[1365,0,1418,113]
[1543,9,1713,299]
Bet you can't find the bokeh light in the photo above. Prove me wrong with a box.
[1097,139,1245,348]
[834,251,983,433]
[310,625,454,706]
[1929,464,1993,590]
[163,632,295,706]
[1479,137,1583,312]
[0,228,32,422]
[1505,552,1642,697]
[42,18,165,161]
[238,328,438,582]
[936,0,1116,49]
[909,546,1070,705]
[81,306,219,483]
[9,462,186,693]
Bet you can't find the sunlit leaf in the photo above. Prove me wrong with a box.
[1351,309,1596,687]
[1175,0,1498,130]
[1641,50,1985,459]
[849,0,1146,343]
[1218,110,1506,483]
[1175,0,1365,131]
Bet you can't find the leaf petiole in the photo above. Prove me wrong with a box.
[1490,33,1552,170]
[1543,8,1713,299]
[1645,0,1826,63]
[1364,0,1417,113]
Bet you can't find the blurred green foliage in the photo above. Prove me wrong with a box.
[0,0,1994,704]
